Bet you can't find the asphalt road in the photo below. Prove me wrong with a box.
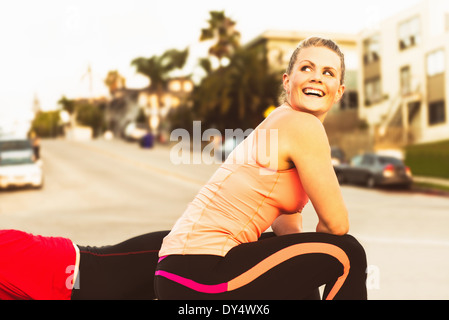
[1,138,448,300]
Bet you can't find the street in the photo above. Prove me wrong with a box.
[1,138,449,300]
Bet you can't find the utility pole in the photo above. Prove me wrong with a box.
[81,63,93,101]
[32,93,41,115]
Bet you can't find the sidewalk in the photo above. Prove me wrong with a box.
[412,176,449,197]
[413,176,449,188]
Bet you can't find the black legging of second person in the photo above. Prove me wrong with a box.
[71,231,366,300]
[71,231,168,300]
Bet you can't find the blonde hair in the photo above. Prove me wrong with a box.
[279,36,346,103]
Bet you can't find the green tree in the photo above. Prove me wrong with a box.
[227,47,280,129]
[200,11,240,68]
[76,103,106,137]
[193,46,279,132]
[194,10,281,131]
[198,57,213,76]
[29,111,61,138]
[55,95,106,137]
[104,70,126,95]
[131,47,189,108]
[58,95,76,115]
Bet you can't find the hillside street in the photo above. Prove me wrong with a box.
[1,138,449,299]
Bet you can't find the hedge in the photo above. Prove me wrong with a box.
[404,139,449,179]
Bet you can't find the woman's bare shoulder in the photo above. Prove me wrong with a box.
[264,107,327,143]
[265,105,321,125]
[256,107,329,169]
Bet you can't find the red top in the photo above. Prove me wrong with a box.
[0,229,76,300]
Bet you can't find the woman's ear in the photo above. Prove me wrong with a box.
[334,84,346,103]
[282,73,290,94]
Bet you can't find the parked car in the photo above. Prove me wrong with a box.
[0,138,33,153]
[0,138,44,189]
[334,153,413,189]
[331,146,346,166]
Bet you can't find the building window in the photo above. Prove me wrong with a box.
[364,77,382,106]
[400,66,411,95]
[427,49,445,77]
[428,100,446,125]
[398,16,421,50]
[348,91,359,109]
[363,35,380,65]
[268,48,283,67]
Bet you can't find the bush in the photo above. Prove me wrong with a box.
[405,140,449,179]
[76,103,106,137]
[30,111,62,138]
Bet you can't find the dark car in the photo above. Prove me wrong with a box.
[334,153,413,189]
[331,146,346,166]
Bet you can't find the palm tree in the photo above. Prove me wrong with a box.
[131,47,189,107]
[198,57,213,76]
[193,46,279,132]
[131,48,189,132]
[200,11,240,68]
[227,47,280,128]
[58,95,76,115]
[104,70,126,96]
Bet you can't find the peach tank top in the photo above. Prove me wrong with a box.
[159,130,309,257]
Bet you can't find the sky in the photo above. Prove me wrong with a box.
[0,0,422,135]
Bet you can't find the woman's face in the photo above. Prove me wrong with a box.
[283,46,345,121]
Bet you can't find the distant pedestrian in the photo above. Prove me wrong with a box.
[140,132,154,149]
[30,131,41,160]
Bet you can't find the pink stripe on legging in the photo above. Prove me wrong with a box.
[155,270,228,294]
[156,242,350,299]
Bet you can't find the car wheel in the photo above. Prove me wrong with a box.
[366,176,376,188]
[401,182,412,190]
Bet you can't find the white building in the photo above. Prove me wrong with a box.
[359,0,449,149]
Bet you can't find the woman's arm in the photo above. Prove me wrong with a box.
[271,212,303,236]
[284,112,349,236]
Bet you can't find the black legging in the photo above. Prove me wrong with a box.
[70,231,303,300]
[155,233,367,300]
[71,230,169,300]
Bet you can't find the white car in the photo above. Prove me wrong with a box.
[124,122,148,142]
[0,149,44,189]
[215,137,239,162]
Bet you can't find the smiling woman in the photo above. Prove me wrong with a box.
[281,37,346,122]
[155,37,367,300]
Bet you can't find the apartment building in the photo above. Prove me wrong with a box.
[246,30,359,113]
[106,76,193,138]
[359,0,449,149]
